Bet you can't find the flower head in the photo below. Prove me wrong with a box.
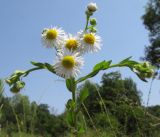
[78,31,101,53]
[54,50,84,79]
[41,27,65,49]
[63,34,82,52]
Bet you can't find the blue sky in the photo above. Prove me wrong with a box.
[0,0,159,114]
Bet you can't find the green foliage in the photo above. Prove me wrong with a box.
[76,57,153,84]
[79,88,89,103]
[6,61,56,93]
[77,72,160,136]
[1,73,160,136]
[142,0,160,68]
[66,78,76,92]
[0,93,68,137]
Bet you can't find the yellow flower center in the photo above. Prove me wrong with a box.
[84,34,95,45]
[65,39,78,50]
[46,29,58,40]
[62,56,75,69]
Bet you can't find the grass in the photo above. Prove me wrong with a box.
[0,130,37,137]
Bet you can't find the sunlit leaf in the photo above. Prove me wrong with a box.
[66,78,76,92]
[30,61,45,68]
[77,60,112,83]
[44,63,55,73]
[93,60,112,71]
[79,88,89,103]
[66,110,74,126]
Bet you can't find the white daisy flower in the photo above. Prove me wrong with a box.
[63,34,82,52]
[41,27,65,49]
[78,31,102,53]
[54,50,84,79]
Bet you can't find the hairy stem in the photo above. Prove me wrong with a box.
[84,15,90,31]
[71,85,77,136]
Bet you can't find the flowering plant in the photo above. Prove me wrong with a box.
[6,2,154,136]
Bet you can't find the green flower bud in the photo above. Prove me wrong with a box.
[139,72,146,80]
[16,81,25,89]
[10,85,20,93]
[142,61,150,68]
[90,18,97,26]
[146,69,154,78]
[134,64,141,71]
[90,27,97,33]
[10,81,25,94]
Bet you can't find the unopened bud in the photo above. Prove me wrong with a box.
[146,69,154,78]
[90,18,97,26]
[90,27,97,33]
[143,62,150,68]
[85,9,93,16]
[10,85,20,93]
[87,3,98,13]
[10,81,25,94]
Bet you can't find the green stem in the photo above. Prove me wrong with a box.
[84,15,90,31]
[72,88,77,136]
[24,67,44,77]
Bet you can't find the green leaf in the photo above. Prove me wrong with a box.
[66,78,76,92]
[79,88,89,102]
[77,124,85,136]
[31,61,45,68]
[119,57,138,67]
[136,73,148,82]
[66,111,74,126]
[76,70,99,83]
[77,60,112,83]
[120,56,132,64]
[14,70,25,75]
[44,63,55,73]
[93,60,112,71]
[66,99,75,110]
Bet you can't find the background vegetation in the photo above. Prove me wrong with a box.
[0,72,160,137]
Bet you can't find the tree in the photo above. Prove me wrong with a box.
[142,0,160,69]
[0,80,4,131]
[78,72,158,136]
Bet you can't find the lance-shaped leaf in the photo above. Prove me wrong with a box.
[76,60,112,83]
[66,78,76,92]
[119,56,138,67]
[93,60,112,71]
[30,61,45,68]
[79,88,89,103]
[66,99,76,110]
[44,63,55,73]
[66,110,75,127]
[6,61,56,93]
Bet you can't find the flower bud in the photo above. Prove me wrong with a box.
[146,69,154,78]
[90,27,97,33]
[87,3,98,13]
[10,81,25,94]
[10,85,20,93]
[90,18,97,26]
[16,81,25,89]
[85,9,93,16]
[142,61,150,68]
